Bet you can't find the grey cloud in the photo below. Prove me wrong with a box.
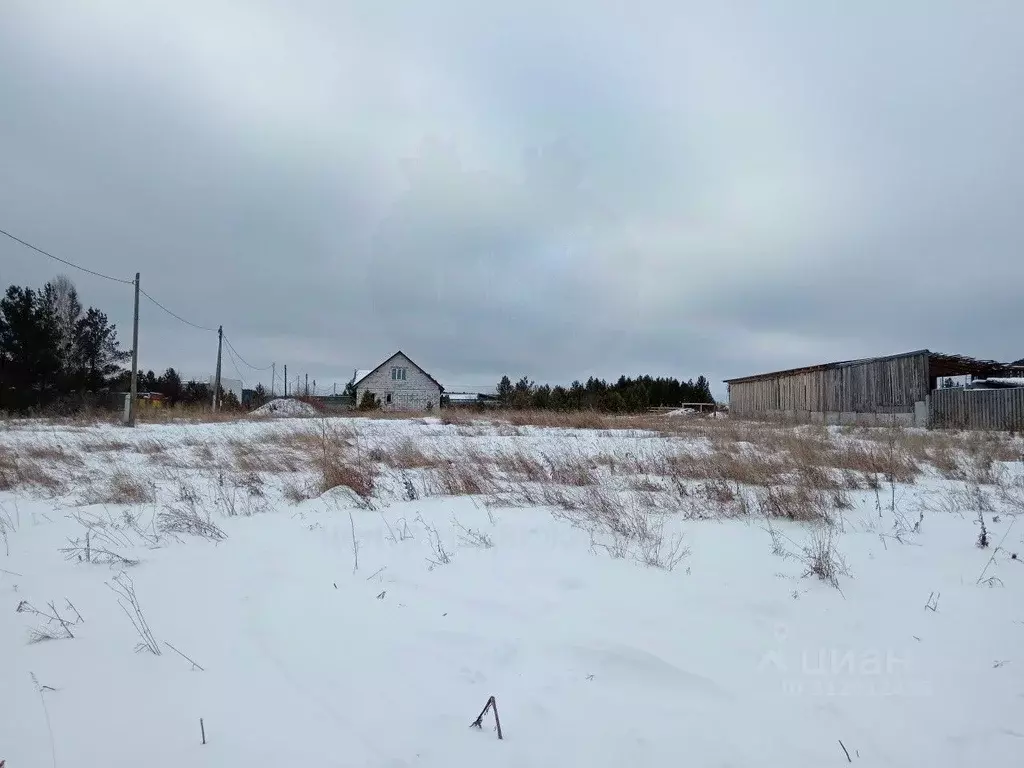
[2,1,1022,398]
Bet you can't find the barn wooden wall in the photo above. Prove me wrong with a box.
[930,388,1024,431]
[728,352,930,417]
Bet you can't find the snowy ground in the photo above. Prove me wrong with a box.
[2,413,1023,766]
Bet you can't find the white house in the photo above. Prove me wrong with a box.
[352,351,443,412]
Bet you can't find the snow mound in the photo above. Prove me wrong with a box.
[250,398,319,417]
[665,408,727,418]
[666,408,698,417]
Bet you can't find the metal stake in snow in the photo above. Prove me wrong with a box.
[470,695,503,740]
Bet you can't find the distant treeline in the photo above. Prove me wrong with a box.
[488,374,715,412]
[0,275,266,414]
[1,275,130,413]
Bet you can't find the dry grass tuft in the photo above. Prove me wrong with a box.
[493,450,548,482]
[756,485,831,522]
[282,479,313,504]
[0,448,64,494]
[369,438,442,470]
[134,439,166,456]
[801,524,851,589]
[307,425,377,502]
[230,439,301,473]
[192,444,216,464]
[658,448,787,488]
[428,461,496,497]
[319,457,376,501]
[543,453,599,486]
[21,443,84,465]
[81,438,131,453]
[84,470,155,505]
[136,404,255,424]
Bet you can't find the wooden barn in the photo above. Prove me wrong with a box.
[724,350,1022,429]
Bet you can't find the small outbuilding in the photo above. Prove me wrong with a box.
[352,351,443,412]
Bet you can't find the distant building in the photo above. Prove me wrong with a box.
[444,392,501,408]
[352,351,443,412]
[724,349,1022,429]
[210,375,242,403]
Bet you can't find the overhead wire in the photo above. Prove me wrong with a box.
[223,334,273,371]
[1,226,135,284]
[222,342,247,388]
[5,223,278,386]
[138,288,218,333]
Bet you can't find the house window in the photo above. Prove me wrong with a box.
[391,367,407,381]
[386,393,392,404]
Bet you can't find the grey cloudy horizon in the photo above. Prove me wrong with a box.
[2,2,1022,399]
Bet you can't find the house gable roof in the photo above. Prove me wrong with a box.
[353,351,444,392]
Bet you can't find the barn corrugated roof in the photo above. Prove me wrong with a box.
[724,350,1018,385]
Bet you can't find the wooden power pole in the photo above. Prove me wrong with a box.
[127,272,140,427]
[213,325,223,410]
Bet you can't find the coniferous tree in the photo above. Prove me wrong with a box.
[496,375,514,406]
[0,286,61,409]
[159,368,184,404]
[489,369,714,413]
[220,389,241,410]
[532,384,552,409]
[181,380,211,405]
[252,383,269,408]
[74,307,129,391]
[511,376,533,409]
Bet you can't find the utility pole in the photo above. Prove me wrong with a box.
[212,325,223,411]
[271,362,276,397]
[127,272,140,427]
[305,373,309,397]
[283,364,288,397]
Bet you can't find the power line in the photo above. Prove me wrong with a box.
[222,343,247,388]
[139,288,217,332]
[1,226,135,285]
[223,334,273,371]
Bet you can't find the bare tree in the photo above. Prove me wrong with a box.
[43,273,82,372]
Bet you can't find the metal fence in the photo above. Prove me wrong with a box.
[930,387,1024,431]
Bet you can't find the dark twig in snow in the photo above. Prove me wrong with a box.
[838,739,852,763]
[164,641,205,671]
[976,517,1017,585]
[470,695,503,740]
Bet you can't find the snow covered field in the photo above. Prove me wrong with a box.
[2,411,1023,766]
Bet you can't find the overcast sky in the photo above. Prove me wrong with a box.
[2,2,1022,398]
